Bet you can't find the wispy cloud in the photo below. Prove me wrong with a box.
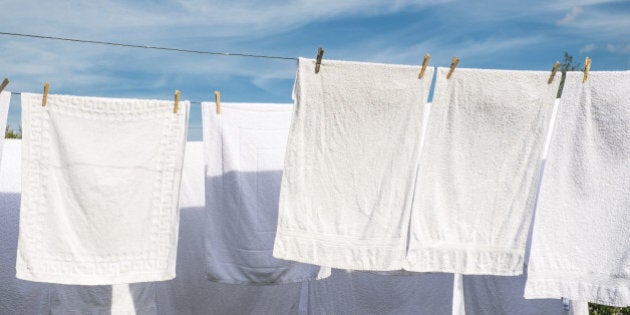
[0,0,449,39]
[558,6,583,25]
[606,44,630,53]
[579,44,597,53]
[0,0,628,104]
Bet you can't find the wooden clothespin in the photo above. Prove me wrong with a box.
[42,82,50,107]
[583,57,591,83]
[548,61,560,84]
[446,57,459,79]
[0,78,9,94]
[214,91,221,114]
[315,47,324,74]
[418,54,431,79]
[173,90,180,113]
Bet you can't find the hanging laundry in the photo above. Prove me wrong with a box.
[2,140,304,313]
[524,71,630,307]
[156,141,306,313]
[273,58,434,271]
[0,91,10,167]
[16,93,189,285]
[404,68,559,275]
[202,102,328,284]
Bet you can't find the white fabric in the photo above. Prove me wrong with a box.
[525,71,630,307]
[1,141,302,314]
[202,102,327,284]
[569,300,589,315]
[274,57,434,271]
[155,141,305,313]
[307,269,454,314]
[452,274,466,315]
[405,68,559,275]
[1,141,154,314]
[4,140,588,315]
[0,91,10,166]
[17,93,189,285]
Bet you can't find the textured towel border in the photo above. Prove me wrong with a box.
[16,93,189,285]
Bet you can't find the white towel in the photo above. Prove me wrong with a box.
[0,91,10,167]
[273,58,434,271]
[2,141,304,314]
[16,93,189,285]
[202,102,327,284]
[405,68,559,275]
[180,141,205,209]
[155,140,306,313]
[525,71,630,307]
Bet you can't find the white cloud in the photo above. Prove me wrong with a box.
[606,44,630,53]
[558,6,583,25]
[0,0,449,39]
[579,43,597,53]
[0,0,627,103]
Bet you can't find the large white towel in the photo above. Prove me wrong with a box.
[273,58,434,271]
[202,102,327,284]
[405,68,559,275]
[17,93,189,285]
[525,71,630,307]
[0,91,10,167]
[2,141,301,314]
[156,141,306,313]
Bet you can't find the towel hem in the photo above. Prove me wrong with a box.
[16,269,175,285]
[273,232,405,271]
[524,277,630,307]
[403,247,524,275]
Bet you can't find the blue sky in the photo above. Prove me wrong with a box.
[1,0,629,140]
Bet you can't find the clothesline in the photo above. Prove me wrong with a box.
[1,31,600,77]
[0,31,297,61]
[6,91,215,105]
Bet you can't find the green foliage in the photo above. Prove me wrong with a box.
[4,125,21,139]
[589,303,630,315]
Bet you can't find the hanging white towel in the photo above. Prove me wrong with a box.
[1,140,159,314]
[525,71,630,307]
[16,93,189,285]
[404,67,559,275]
[2,140,303,314]
[273,58,434,271]
[202,102,327,284]
[0,91,10,167]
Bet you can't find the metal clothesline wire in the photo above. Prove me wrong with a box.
[0,31,303,104]
[0,31,298,61]
[7,91,215,105]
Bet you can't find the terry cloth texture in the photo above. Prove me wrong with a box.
[524,71,630,307]
[16,93,189,285]
[404,67,559,275]
[1,141,298,314]
[202,102,328,284]
[0,91,10,167]
[273,57,434,271]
